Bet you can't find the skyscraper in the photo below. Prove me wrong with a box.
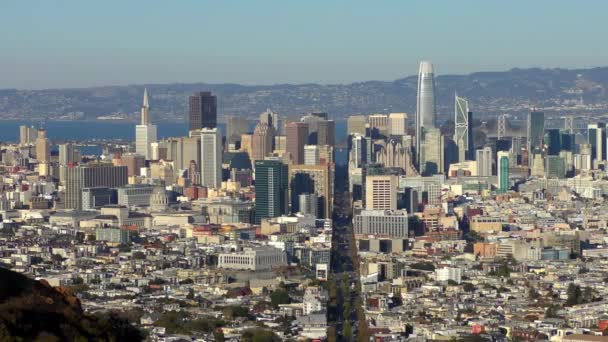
[347,115,367,136]
[59,143,76,165]
[317,119,335,147]
[304,145,320,165]
[420,127,444,176]
[454,95,474,162]
[544,129,562,156]
[35,129,50,163]
[365,175,397,210]
[251,122,274,161]
[19,125,37,145]
[527,110,545,154]
[226,115,249,146]
[189,91,217,131]
[416,61,436,162]
[388,112,408,136]
[260,109,282,133]
[65,164,128,210]
[200,128,222,189]
[476,147,493,177]
[135,89,157,160]
[289,163,333,218]
[497,151,510,193]
[285,122,309,164]
[368,114,389,137]
[587,123,605,165]
[254,160,288,223]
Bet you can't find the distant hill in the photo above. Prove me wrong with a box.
[1,67,608,123]
[0,267,143,341]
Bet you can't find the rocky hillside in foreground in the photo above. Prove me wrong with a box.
[0,267,143,341]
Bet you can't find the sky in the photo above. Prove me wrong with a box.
[1,0,607,89]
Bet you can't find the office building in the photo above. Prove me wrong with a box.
[285,122,309,164]
[476,147,493,177]
[497,151,510,193]
[81,187,117,210]
[117,184,155,207]
[353,209,409,238]
[304,145,320,165]
[368,114,389,137]
[65,164,128,210]
[289,164,333,218]
[317,119,335,147]
[260,109,282,133]
[200,128,222,189]
[349,134,372,169]
[420,127,444,176]
[365,175,397,210]
[226,115,249,145]
[251,122,274,161]
[544,129,561,156]
[35,129,50,163]
[527,110,545,153]
[58,143,76,166]
[19,125,37,145]
[347,115,367,135]
[254,160,288,223]
[546,155,565,179]
[587,123,605,165]
[416,61,436,161]
[298,193,318,217]
[189,91,217,131]
[218,247,287,272]
[388,112,408,136]
[119,153,145,177]
[135,89,157,160]
[454,95,474,161]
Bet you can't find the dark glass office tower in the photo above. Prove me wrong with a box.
[189,91,217,131]
[527,111,545,153]
[544,129,561,156]
[254,160,288,224]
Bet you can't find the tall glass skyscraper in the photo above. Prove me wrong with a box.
[497,151,510,193]
[527,111,545,154]
[416,61,436,164]
[454,95,474,162]
[254,159,288,224]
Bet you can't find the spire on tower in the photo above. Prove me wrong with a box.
[142,88,149,108]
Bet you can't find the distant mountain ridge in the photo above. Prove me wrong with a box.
[1,66,608,123]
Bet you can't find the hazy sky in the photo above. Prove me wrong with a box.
[1,0,607,89]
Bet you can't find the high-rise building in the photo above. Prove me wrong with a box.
[35,129,50,163]
[365,175,397,210]
[527,111,545,153]
[226,116,249,145]
[65,164,128,210]
[189,91,217,131]
[260,109,282,134]
[416,61,436,162]
[289,163,333,218]
[497,151,510,193]
[544,129,561,156]
[135,89,157,160]
[546,155,565,179]
[19,125,37,145]
[347,115,367,136]
[317,119,335,147]
[298,193,318,217]
[454,95,474,161]
[368,114,389,137]
[58,143,76,165]
[349,134,372,169]
[254,160,288,223]
[200,128,222,189]
[251,122,274,161]
[420,127,444,176]
[285,122,309,164]
[304,145,320,165]
[120,153,145,177]
[388,113,408,136]
[587,123,605,165]
[476,147,493,177]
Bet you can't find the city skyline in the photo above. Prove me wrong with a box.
[2,1,608,89]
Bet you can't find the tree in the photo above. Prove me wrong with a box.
[545,304,560,318]
[270,289,290,308]
[343,321,352,341]
[241,328,280,342]
[565,284,582,306]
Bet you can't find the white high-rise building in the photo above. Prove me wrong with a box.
[416,61,436,163]
[365,175,397,210]
[476,147,493,177]
[304,145,320,165]
[135,89,157,160]
[200,128,222,189]
[58,143,75,165]
[388,112,408,136]
[454,95,472,162]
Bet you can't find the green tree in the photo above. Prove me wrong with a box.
[270,289,290,308]
[343,321,352,341]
